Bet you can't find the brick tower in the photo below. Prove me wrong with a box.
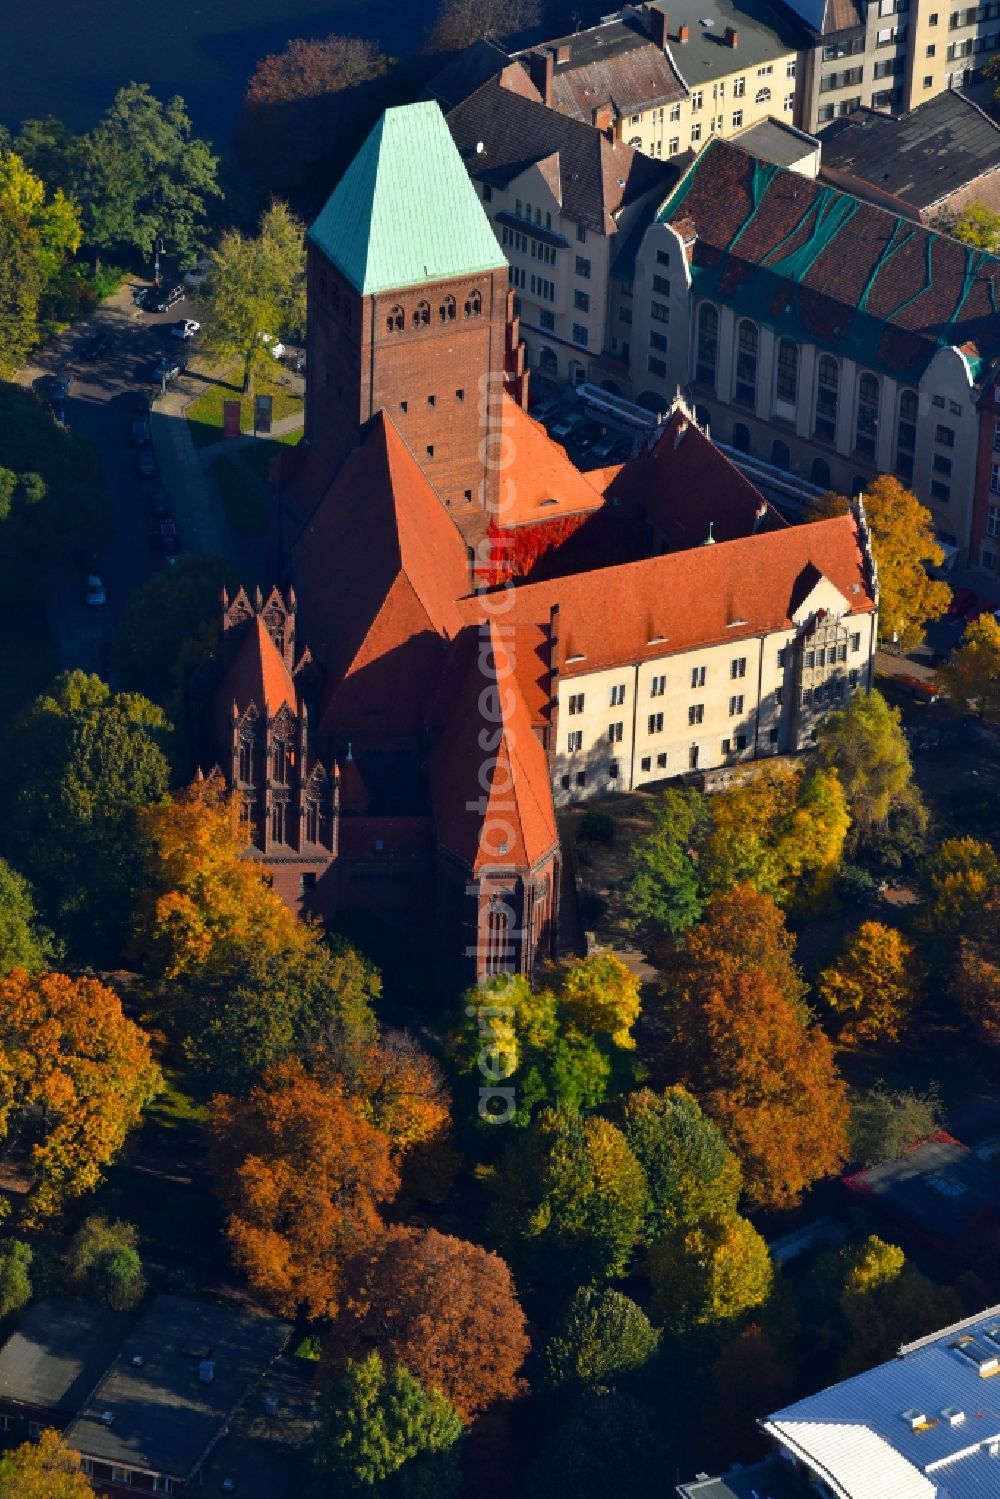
[303,102,522,543]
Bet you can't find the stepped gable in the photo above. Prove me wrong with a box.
[292,411,470,738]
[307,100,507,297]
[428,621,558,873]
[459,514,875,679]
[605,407,788,546]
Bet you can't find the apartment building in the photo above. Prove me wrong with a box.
[516,2,805,161]
[971,365,1000,575]
[631,135,1000,563]
[447,68,680,388]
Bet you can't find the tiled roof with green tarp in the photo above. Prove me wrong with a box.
[308,101,507,296]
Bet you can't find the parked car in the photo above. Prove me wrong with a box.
[549,412,584,441]
[183,257,211,288]
[171,318,200,340]
[79,331,112,360]
[152,517,179,553]
[573,420,606,452]
[154,356,185,383]
[136,447,157,479]
[604,437,635,464]
[530,399,560,425]
[260,333,285,360]
[84,574,106,609]
[130,419,151,446]
[143,283,185,314]
[894,673,942,704]
[148,489,170,518]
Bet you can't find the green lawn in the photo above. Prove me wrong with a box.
[185,363,304,449]
[210,453,268,538]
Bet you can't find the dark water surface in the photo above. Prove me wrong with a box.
[1,0,434,142]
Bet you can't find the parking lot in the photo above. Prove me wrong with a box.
[529,387,654,470]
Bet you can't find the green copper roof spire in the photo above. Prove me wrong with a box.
[308,101,507,296]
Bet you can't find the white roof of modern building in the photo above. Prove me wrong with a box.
[763,1305,1000,1499]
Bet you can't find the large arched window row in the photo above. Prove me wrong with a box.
[814,354,839,442]
[895,388,918,481]
[734,319,758,406]
[775,338,798,407]
[855,372,880,460]
[696,302,718,388]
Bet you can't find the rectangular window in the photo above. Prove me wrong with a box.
[722,738,732,755]
[652,274,671,296]
[0,1417,11,1433]
[805,649,815,668]
[692,89,703,109]
[668,137,680,155]
[641,755,652,772]
[577,223,587,244]
[111,1471,133,1487]
[775,687,783,706]
[657,751,668,768]
[932,453,952,475]
[575,256,591,279]
[610,684,626,706]
[691,665,706,688]
[540,309,555,331]
[574,289,590,312]
[802,688,812,707]
[930,480,951,502]
[568,693,584,714]
[849,668,860,687]
[838,643,848,662]
[650,331,668,352]
[153,1480,174,1496]
[567,730,583,752]
[689,704,704,725]
[732,109,744,128]
[576,771,586,787]
[734,76,746,96]
[851,632,861,651]
[608,721,624,743]
[650,302,669,323]
[648,357,667,377]
[984,548,998,571]
[731,657,747,678]
[987,503,1000,537]
[648,713,664,734]
[572,323,589,348]
[735,733,748,751]
[650,674,666,696]
[691,123,702,143]
[656,250,670,266]
[729,694,745,716]
[669,102,681,121]
[935,423,955,446]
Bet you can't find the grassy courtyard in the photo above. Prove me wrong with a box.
[185,362,304,448]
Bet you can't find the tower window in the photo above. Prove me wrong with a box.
[456,388,464,402]
[386,305,404,333]
[413,300,430,328]
[400,400,408,413]
[465,290,483,318]
[426,445,434,458]
[427,394,436,406]
[440,295,456,322]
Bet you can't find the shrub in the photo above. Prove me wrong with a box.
[579,809,615,845]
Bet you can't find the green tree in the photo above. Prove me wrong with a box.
[837,1235,962,1375]
[941,614,1000,721]
[0,1429,92,1498]
[1,671,172,964]
[816,688,918,849]
[491,1110,647,1292]
[64,1214,146,1309]
[523,1389,673,1499]
[114,553,232,718]
[649,1213,773,1331]
[199,201,305,391]
[0,1241,32,1319]
[620,1086,741,1242]
[951,202,1000,251]
[0,859,55,975]
[81,85,220,264]
[625,786,710,938]
[312,1352,461,1494]
[176,935,379,1093]
[0,151,82,288]
[849,1083,944,1166]
[541,1287,660,1390]
[0,200,44,376]
[0,384,111,569]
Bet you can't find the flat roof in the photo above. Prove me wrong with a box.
[818,91,1000,212]
[678,1457,814,1497]
[200,1358,317,1499]
[733,116,821,168]
[0,1301,134,1417]
[843,1132,1000,1246]
[65,1295,290,1480]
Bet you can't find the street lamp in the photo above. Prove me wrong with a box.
[153,236,165,287]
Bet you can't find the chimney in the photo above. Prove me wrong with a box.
[555,42,572,63]
[725,25,740,46]
[648,5,670,49]
[592,103,614,133]
[678,22,690,41]
[527,49,555,107]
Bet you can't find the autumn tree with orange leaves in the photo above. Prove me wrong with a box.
[0,970,161,1225]
[210,1058,398,1320]
[337,1226,529,1421]
[660,891,846,1208]
[133,772,310,980]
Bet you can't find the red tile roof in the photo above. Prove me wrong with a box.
[292,412,471,738]
[605,409,787,547]
[429,622,558,872]
[496,399,607,525]
[458,514,875,680]
[219,617,298,718]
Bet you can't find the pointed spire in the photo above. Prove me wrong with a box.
[702,521,716,546]
[346,741,354,761]
[255,585,264,610]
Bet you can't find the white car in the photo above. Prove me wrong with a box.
[183,257,211,288]
[172,319,201,340]
[260,333,285,360]
[85,575,106,608]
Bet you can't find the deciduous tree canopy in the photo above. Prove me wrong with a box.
[211,1058,398,1320]
[198,202,305,392]
[918,836,1000,939]
[0,969,161,1224]
[0,859,55,976]
[819,921,921,1044]
[953,887,1000,1045]
[337,1226,529,1421]
[428,0,540,51]
[941,614,1000,721]
[620,1086,742,1241]
[649,1212,773,1331]
[816,688,918,846]
[0,1429,92,1499]
[541,1286,660,1390]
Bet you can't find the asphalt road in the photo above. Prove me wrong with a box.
[24,283,205,677]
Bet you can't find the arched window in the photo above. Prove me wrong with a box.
[413,300,430,328]
[732,422,751,454]
[696,302,718,388]
[855,372,880,458]
[386,305,404,333]
[525,202,532,221]
[771,439,791,470]
[305,800,319,844]
[756,87,771,103]
[539,346,558,376]
[535,207,542,225]
[735,320,758,405]
[629,135,643,147]
[484,896,512,976]
[238,735,254,784]
[464,290,482,318]
[271,739,289,785]
[815,354,839,441]
[270,800,286,845]
[896,388,918,480]
[811,456,831,488]
[775,338,798,406]
[439,295,456,323]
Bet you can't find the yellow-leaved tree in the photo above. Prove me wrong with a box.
[0,1428,92,1499]
[819,920,921,1043]
[940,613,1000,721]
